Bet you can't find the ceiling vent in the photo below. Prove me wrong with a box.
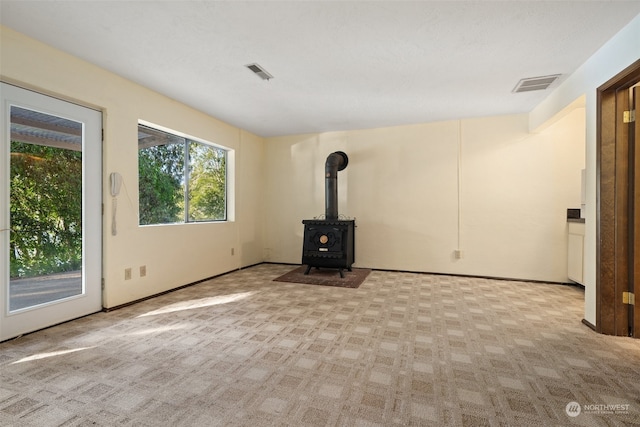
[512,74,561,93]
[246,63,273,81]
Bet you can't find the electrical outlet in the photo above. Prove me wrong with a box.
[140,265,146,277]
[124,268,132,280]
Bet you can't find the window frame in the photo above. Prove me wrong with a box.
[137,121,230,226]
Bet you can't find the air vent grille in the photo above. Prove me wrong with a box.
[513,74,560,93]
[246,63,273,81]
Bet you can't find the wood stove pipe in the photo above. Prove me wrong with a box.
[325,151,348,220]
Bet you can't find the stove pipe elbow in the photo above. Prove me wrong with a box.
[325,151,348,220]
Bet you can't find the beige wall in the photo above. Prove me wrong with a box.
[529,13,640,325]
[265,110,585,283]
[8,15,630,308]
[1,26,265,308]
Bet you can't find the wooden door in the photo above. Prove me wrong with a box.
[596,60,640,337]
[631,83,640,338]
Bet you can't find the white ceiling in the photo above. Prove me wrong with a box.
[2,1,640,137]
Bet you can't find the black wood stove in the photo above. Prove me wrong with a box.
[301,151,355,278]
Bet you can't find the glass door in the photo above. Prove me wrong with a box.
[1,83,102,341]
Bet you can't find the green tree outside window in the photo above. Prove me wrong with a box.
[138,124,227,225]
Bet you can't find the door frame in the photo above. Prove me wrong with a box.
[0,82,103,341]
[596,59,640,337]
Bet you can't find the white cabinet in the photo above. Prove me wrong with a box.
[567,221,585,284]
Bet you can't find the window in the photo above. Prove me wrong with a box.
[138,123,227,225]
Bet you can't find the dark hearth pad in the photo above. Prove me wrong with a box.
[273,266,371,289]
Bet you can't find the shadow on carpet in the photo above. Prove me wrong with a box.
[273,266,371,288]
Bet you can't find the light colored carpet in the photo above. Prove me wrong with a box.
[1,263,639,426]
